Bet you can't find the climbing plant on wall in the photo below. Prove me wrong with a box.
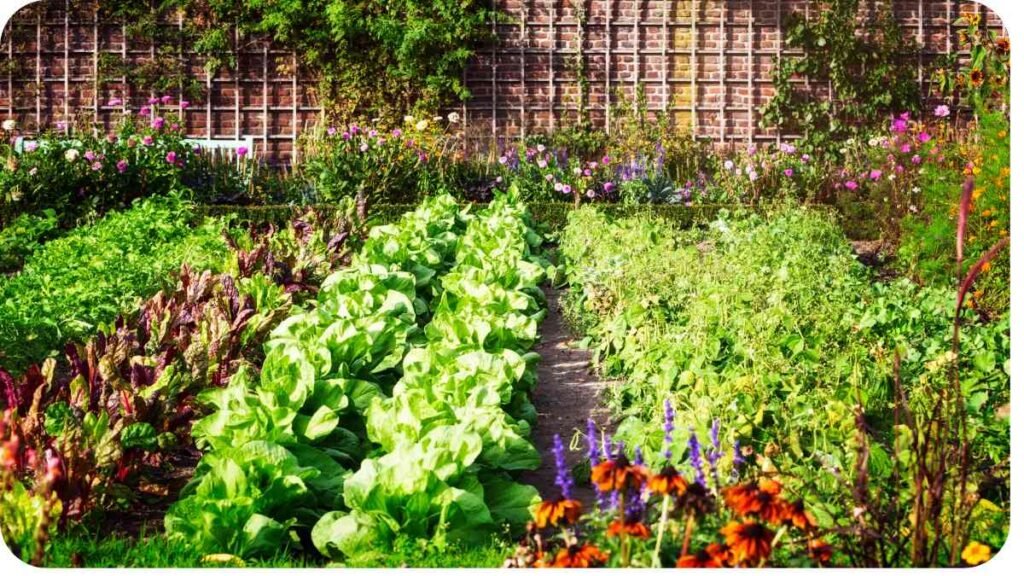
[760,0,921,158]
[79,0,498,120]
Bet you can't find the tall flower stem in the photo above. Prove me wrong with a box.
[651,495,672,567]
[680,510,696,558]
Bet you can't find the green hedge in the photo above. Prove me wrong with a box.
[197,200,878,239]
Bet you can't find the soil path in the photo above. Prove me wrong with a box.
[520,286,614,505]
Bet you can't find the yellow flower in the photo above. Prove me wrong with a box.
[961,541,992,566]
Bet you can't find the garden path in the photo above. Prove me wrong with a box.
[520,286,614,505]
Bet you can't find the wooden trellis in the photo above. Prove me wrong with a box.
[0,0,1005,162]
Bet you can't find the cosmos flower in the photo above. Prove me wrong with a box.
[166,151,177,164]
[934,104,951,118]
[116,159,128,173]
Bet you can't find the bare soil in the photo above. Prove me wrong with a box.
[519,286,615,505]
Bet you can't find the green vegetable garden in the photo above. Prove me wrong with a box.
[0,0,1013,569]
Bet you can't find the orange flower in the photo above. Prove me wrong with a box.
[649,465,687,496]
[970,69,985,87]
[994,37,1010,54]
[553,543,608,567]
[677,542,731,568]
[534,498,582,529]
[607,520,652,539]
[784,499,816,531]
[722,478,786,522]
[809,539,833,564]
[722,521,775,564]
[591,455,648,492]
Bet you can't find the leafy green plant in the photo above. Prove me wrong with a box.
[0,210,58,274]
[0,196,230,372]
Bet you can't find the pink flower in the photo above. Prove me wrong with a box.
[151,117,165,130]
[236,146,249,157]
[586,189,596,198]
[869,169,883,181]
[170,123,179,131]
[147,97,159,105]
[107,98,122,107]
[784,168,794,177]
[918,132,931,143]
[563,184,572,194]
[603,181,614,192]
[498,156,508,165]
[583,168,592,177]
[934,104,950,118]
[139,107,150,117]
[142,135,154,146]
[160,95,172,104]
[844,180,859,190]
[891,117,908,133]
[801,154,810,163]
[106,134,117,143]
[602,155,611,165]
[24,141,38,152]
[90,161,102,171]
[359,143,369,152]
[116,159,128,173]
[900,144,912,154]
[392,129,402,138]
[327,126,337,136]
[179,100,190,109]
[911,154,922,165]
[538,159,548,169]
[165,151,177,164]
[545,173,554,182]
[84,150,96,162]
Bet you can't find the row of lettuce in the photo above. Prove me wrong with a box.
[558,205,1009,565]
[0,198,355,562]
[162,192,552,561]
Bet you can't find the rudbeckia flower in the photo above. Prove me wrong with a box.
[649,465,687,496]
[591,454,648,492]
[553,543,608,567]
[722,521,775,564]
[607,520,652,539]
[677,543,731,568]
[533,498,582,529]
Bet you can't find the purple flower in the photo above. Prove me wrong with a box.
[165,151,177,164]
[662,399,675,460]
[634,446,644,466]
[603,181,614,193]
[236,146,249,157]
[552,434,573,500]
[84,150,96,162]
[116,159,128,173]
[586,419,601,468]
[688,429,706,487]
[708,420,723,487]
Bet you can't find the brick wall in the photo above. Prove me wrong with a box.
[0,0,1006,162]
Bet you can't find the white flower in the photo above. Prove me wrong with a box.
[724,159,734,170]
[403,115,415,124]
[537,144,546,153]
[554,182,564,192]
[433,116,442,122]
[415,119,429,131]
[64,148,80,162]
[1,119,16,131]
[748,170,758,182]
[868,138,879,147]
[447,112,460,124]
[888,174,896,181]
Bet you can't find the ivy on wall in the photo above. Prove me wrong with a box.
[71,0,499,121]
[759,0,921,158]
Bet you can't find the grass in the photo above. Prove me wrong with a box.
[41,530,513,568]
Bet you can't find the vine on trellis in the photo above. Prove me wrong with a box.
[759,0,921,158]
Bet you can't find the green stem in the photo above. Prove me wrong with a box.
[651,495,672,567]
